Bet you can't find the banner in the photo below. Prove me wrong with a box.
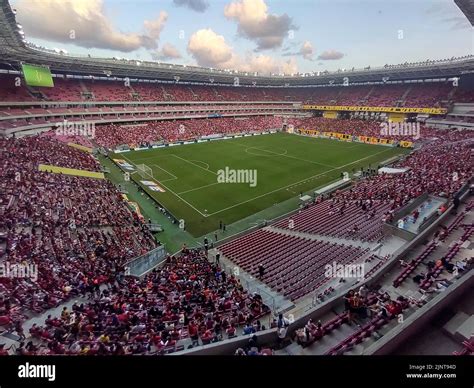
[121,194,144,221]
[378,139,393,145]
[67,142,93,153]
[38,164,104,179]
[302,105,447,115]
[323,110,338,119]
[388,113,406,123]
[299,129,320,136]
[356,136,396,146]
[298,130,409,148]
[113,159,135,171]
[400,141,414,148]
[140,180,166,193]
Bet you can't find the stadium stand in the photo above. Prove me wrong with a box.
[219,130,474,301]
[0,136,158,321]
[2,74,474,107]
[0,0,472,360]
[8,248,269,355]
[219,229,370,300]
[93,116,285,148]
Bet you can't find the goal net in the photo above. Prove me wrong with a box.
[136,164,153,179]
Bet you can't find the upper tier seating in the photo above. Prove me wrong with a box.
[1,75,473,106]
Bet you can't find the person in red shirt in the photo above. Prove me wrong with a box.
[188,321,199,346]
[386,301,402,316]
[226,325,236,338]
[201,329,213,344]
[0,316,11,327]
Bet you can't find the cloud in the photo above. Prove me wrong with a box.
[187,28,235,67]
[224,0,296,51]
[425,2,450,15]
[239,54,298,74]
[425,3,471,30]
[441,16,471,30]
[173,0,209,13]
[187,28,298,74]
[300,41,314,60]
[151,43,182,61]
[144,11,168,39]
[425,4,442,14]
[14,0,167,52]
[318,50,344,60]
[282,40,314,60]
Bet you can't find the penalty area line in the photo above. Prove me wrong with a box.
[120,154,209,218]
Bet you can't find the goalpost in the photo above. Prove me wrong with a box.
[136,164,154,179]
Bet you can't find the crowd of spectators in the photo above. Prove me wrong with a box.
[94,116,285,148]
[9,248,270,355]
[0,136,158,324]
[224,128,473,300]
[311,130,473,219]
[2,73,473,107]
[295,286,411,347]
[90,115,468,150]
[1,117,473,355]
[288,116,433,141]
[0,104,292,133]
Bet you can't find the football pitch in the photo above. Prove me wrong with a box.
[113,132,408,237]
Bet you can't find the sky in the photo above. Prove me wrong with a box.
[10,0,474,75]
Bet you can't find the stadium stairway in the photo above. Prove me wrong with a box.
[278,321,358,355]
[400,85,413,105]
[1,296,91,354]
[264,226,378,251]
[261,226,408,275]
[208,249,295,315]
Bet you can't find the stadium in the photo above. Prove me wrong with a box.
[0,0,473,383]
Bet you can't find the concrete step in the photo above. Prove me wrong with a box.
[208,249,295,315]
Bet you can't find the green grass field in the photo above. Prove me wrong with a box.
[112,132,408,237]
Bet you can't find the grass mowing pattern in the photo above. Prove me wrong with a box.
[112,133,408,237]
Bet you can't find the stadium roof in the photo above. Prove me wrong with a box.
[454,0,474,26]
[1,1,473,87]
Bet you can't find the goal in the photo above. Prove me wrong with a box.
[136,164,153,179]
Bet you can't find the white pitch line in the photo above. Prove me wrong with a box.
[171,154,217,175]
[120,154,208,218]
[121,138,396,220]
[232,141,337,169]
[178,181,221,195]
[245,146,288,157]
[159,177,178,183]
[205,147,394,217]
[189,160,210,170]
[151,164,178,181]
